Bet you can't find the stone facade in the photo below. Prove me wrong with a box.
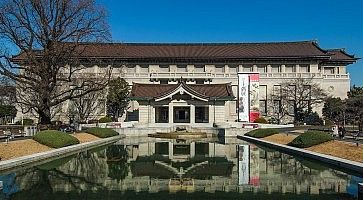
[12,41,358,124]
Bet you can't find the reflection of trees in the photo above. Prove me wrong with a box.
[11,149,109,199]
[106,145,129,182]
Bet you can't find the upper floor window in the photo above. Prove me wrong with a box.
[285,65,296,73]
[243,65,252,72]
[271,65,281,73]
[257,66,266,73]
[194,65,204,73]
[324,67,335,74]
[300,65,310,73]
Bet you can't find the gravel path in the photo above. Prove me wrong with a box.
[0,133,100,161]
[0,139,52,161]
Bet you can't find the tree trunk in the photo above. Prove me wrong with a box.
[39,107,52,125]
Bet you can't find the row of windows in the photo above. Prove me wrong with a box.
[124,64,312,73]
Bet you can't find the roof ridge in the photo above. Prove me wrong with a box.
[73,40,316,46]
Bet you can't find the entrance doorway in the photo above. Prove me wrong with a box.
[173,107,190,123]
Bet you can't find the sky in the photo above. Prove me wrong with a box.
[98,0,363,85]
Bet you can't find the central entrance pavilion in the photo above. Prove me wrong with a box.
[129,81,234,126]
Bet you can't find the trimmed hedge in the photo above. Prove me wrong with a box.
[245,128,279,138]
[33,130,80,148]
[288,131,333,148]
[85,127,119,138]
[99,116,112,123]
[254,117,268,124]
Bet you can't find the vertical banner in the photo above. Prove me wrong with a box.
[249,73,260,122]
[238,144,250,185]
[238,74,250,122]
[249,144,260,186]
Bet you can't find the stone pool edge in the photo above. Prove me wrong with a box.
[238,135,363,174]
[0,135,124,173]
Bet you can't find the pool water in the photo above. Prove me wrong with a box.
[0,137,362,199]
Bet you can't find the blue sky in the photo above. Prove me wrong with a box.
[98,0,362,85]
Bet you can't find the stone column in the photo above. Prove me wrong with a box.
[169,103,173,124]
[281,64,286,73]
[224,65,229,74]
[168,142,173,159]
[238,65,243,72]
[295,64,300,73]
[190,142,195,158]
[309,64,319,73]
[267,65,272,73]
[252,65,258,72]
[190,104,195,124]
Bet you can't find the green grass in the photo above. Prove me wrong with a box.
[288,131,333,148]
[245,128,279,138]
[33,130,80,148]
[85,127,119,138]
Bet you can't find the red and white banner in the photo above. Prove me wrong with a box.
[238,73,260,122]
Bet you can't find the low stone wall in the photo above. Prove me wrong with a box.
[238,135,363,174]
[0,135,123,173]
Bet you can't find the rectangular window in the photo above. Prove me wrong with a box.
[288,100,295,115]
[155,107,169,123]
[243,66,252,72]
[271,65,281,73]
[196,79,204,84]
[324,67,335,74]
[259,85,267,100]
[300,65,310,73]
[273,85,281,97]
[288,85,296,99]
[259,100,267,115]
[195,106,209,123]
[160,79,168,84]
[273,100,281,114]
[229,66,238,73]
[303,85,311,98]
[257,66,266,73]
[285,65,296,73]
[215,65,223,73]
[177,65,187,72]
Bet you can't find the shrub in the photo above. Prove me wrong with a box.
[85,127,118,138]
[324,119,334,126]
[254,117,268,124]
[33,130,79,148]
[245,128,279,138]
[303,112,323,125]
[99,116,112,123]
[288,131,333,148]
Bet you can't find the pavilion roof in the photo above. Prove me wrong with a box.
[129,81,234,101]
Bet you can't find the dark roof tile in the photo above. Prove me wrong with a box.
[130,82,234,100]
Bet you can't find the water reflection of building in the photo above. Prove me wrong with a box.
[12,138,353,196]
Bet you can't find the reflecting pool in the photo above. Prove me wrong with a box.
[0,137,362,199]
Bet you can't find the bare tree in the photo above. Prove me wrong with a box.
[0,0,112,124]
[270,77,328,124]
[70,89,106,123]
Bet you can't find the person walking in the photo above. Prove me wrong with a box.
[338,126,343,139]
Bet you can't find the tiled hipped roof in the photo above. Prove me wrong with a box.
[130,82,234,100]
[11,41,358,63]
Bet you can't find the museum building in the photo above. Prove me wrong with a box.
[12,41,359,125]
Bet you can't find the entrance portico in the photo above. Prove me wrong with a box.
[129,81,234,126]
